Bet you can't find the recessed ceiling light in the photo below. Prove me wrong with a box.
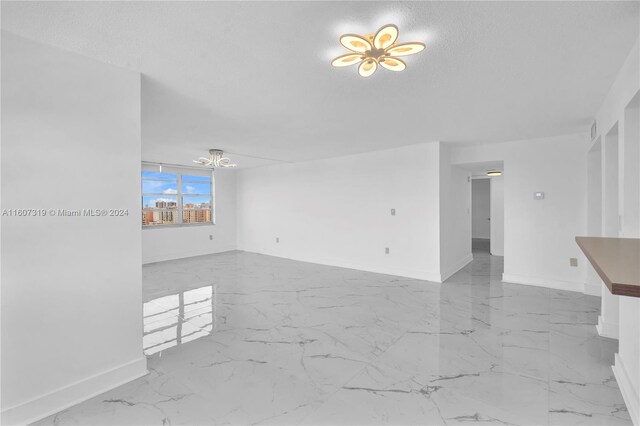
[487,170,502,176]
[331,24,425,77]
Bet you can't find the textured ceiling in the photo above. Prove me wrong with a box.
[2,1,639,167]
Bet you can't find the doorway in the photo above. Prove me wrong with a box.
[454,160,505,285]
[472,178,491,253]
[455,160,506,259]
[470,172,504,257]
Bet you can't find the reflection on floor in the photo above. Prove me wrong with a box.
[143,285,215,356]
[35,250,630,425]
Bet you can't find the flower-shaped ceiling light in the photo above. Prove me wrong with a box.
[193,149,237,168]
[331,24,425,77]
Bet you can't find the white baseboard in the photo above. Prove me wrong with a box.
[502,273,584,294]
[596,315,619,340]
[240,250,442,283]
[143,247,237,264]
[613,353,640,425]
[440,254,473,282]
[1,357,148,425]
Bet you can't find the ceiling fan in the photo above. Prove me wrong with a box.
[193,149,237,168]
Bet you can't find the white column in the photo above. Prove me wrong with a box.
[597,123,620,339]
[613,93,640,426]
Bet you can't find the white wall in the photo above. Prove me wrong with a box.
[142,171,237,264]
[439,143,473,281]
[451,133,588,293]
[599,125,621,339]
[622,93,640,240]
[620,95,640,417]
[1,33,146,425]
[603,125,620,238]
[490,175,505,256]
[585,141,602,296]
[595,38,640,148]
[592,37,640,426]
[237,143,443,281]
[472,179,491,239]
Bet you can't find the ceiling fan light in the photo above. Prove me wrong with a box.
[340,34,372,53]
[332,25,425,77]
[379,57,406,72]
[358,59,378,77]
[193,149,237,168]
[331,52,364,67]
[385,42,426,57]
[373,24,399,49]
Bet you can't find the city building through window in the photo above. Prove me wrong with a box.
[142,164,214,227]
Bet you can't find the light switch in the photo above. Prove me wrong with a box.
[533,192,545,200]
[391,209,396,216]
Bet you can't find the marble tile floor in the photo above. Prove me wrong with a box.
[35,250,630,425]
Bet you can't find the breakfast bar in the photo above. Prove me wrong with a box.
[576,236,640,298]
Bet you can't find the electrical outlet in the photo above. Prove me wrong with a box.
[276,237,279,243]
[569,257,578,267]
[391,209,396,216]
[385,247,390,254]
[209,235,213,240]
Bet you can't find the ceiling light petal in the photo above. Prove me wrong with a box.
[385,42,426,57]
[358,59,378,77]
[373,24,399,49]
[331,53,364,67]
[379,57,406,72]
[340,34,372,53]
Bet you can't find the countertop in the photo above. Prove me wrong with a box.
[576,236,640,298]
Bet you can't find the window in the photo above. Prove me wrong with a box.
[142,164,214,227]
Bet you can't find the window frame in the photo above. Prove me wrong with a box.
[141,165,215,229]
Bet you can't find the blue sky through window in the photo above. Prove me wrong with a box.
[181,175,211,183]
[181,182,211,195]
[142,180,178,194]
